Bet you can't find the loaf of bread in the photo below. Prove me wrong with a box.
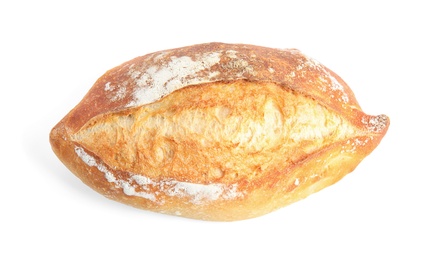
[50,42,389,221]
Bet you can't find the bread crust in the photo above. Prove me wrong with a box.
[50,42,389,221]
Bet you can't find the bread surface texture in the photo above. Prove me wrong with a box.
[50,42,389,221]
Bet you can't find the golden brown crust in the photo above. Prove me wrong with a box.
[60,43,363,132]
[50,42,389,221]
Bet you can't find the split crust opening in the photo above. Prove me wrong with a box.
[72,80,365,186]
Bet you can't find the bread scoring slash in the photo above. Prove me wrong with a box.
[50,42,389,221]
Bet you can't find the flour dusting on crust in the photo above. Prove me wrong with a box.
[74,146,243,205]
[295,52,350,104]
[126,51,222,108]
[362,114,389,133]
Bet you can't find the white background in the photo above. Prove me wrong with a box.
[1,0,425,259]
